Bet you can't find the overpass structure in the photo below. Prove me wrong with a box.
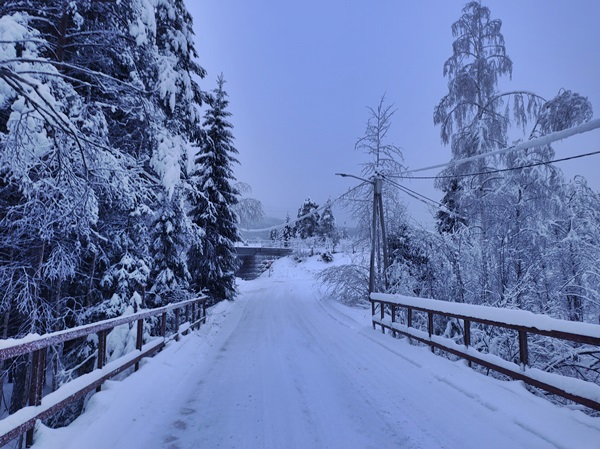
[235,245,293,280]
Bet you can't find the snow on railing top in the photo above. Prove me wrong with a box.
[371,292,600,343]
[0,296,207,360]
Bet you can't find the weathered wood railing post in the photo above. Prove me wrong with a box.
[174,308,180,341]
[380,302,385,334]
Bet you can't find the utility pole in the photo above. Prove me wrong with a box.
[336,173,388,294]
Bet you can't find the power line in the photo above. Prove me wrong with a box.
[383,176,469,222]
[383,176,442,208]
[397,148,600,180]
[394,118,600,177]
[242,120,600,234]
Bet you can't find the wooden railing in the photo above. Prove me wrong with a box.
[370,292,600,412]
[0,296,207,448]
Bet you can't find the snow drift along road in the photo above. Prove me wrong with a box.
[36,256,600,449]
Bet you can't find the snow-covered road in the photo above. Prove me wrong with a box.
[36,257,600,449]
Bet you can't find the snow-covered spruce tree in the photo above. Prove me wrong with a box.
[0,0,207,418]
[144,0,207,310]
[0,3,143,416]
[188,75,240,305]
[282,213,295,247]
[295,198,320,239]
[319,203,339,251]
[319,204,336,239]
[148,190,192,307]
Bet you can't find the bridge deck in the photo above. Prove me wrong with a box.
[39,260,600,449]
[235,245,293,257]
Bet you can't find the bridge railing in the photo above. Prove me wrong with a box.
[370,292,600,412]
[0,296,208,448]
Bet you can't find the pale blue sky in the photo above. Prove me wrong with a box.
[187,1,600,226]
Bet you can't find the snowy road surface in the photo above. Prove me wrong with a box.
[37,257,600,449]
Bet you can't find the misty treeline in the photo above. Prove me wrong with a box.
[326,2,600,401]
[267,198,341,252]
[0,0,240,423]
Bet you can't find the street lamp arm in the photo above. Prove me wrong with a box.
[335,173,373,184]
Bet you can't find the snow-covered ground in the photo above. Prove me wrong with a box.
[34,255,600,449]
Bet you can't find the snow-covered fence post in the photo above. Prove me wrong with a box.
[174,308,180,342]
[369,292,600,412]
[380,303,385,334]
[464,320,472,368]
[25,349,45,447]
[391,305,397,337]
[407,307,414,345]
[135,319,144,372]
[160,312,167,337]
[371,301,376,330]
[191,302,197,330]
[0,297,209,447]
[518,330,529,370]
[97,330,108,392]
[427,313,434,353]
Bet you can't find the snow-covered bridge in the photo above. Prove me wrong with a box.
[2,256,600,449]
[235,245,293,280]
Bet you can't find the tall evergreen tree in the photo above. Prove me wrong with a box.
[319,203,337,241]
[148,190,192,306]
[295,198,320,239]
[0,0,208,418]
[282,213,295,247]
[188,75,240,304]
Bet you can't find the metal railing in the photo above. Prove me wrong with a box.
[370,292,600,412]
[0,296,207,447]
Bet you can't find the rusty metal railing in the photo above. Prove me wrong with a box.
[0,296,207,447]
[370,292,600,412]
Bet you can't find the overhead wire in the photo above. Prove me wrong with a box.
[383,176,442,208]
[241,120,600,234]
[394,148,600,181]
[388,117,600,177]
[383,176,469,222]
